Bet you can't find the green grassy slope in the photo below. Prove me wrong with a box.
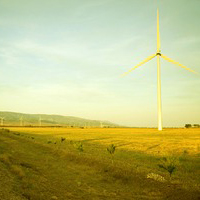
[0,111,118,127]
[0,129,199,200]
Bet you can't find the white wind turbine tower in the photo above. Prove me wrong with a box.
[122,9,198,131]
[0,117,4,126]
[20,117,23,126]
[39,116,42,126]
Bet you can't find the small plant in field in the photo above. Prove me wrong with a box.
[47,141,52,144]
[0,154,11,165]
[61,137,66,142]
[183,149,189,155]
[10,165,25,179]
[73,141,83,152]
[158,156,178,177]
[107,144,116,155]
[107,144,116,163]
[3,129,10,133]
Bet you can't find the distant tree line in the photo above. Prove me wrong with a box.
[185,124,200,128]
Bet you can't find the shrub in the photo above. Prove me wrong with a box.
[185,124,192,128]
[73,141,83,152]
[107,144,116,163]
[193,124,200,128]
[158,156,178,177]
[107,144,116,155]
[183,149,189,155]
[61,137,66,142]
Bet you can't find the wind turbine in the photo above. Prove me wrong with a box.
[39,116,42,126]
[122,9,198,131]
[20,117,23,126]
[0,117,4,126]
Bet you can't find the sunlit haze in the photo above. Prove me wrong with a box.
[0,0,199,127]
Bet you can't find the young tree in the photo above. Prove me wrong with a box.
[107,144,116,163]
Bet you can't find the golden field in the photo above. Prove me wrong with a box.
[8,127,200,155]
[0,127,199,199]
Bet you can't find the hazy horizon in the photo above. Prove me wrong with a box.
[0,0,199,127]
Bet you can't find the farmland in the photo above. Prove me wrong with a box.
[7,127,200,156]
[0,127,199,199]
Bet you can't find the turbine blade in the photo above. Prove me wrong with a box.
[157,9,161,52]
[161,54,198,74]
[122,54,156,76]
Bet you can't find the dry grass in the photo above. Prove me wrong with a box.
[10,165,25,179]
[8,127,200,156]
[0,127,199,200]
[0,153,25,180]
[0,154,11,165]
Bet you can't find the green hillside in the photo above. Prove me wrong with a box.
[0,111,119,127]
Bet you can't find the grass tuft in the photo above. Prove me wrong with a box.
[0,154,11,165]
[61,137,66,142]
[10,165,25,179]
[73,141,83,152]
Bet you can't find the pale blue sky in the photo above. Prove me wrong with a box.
[0,0,199,127]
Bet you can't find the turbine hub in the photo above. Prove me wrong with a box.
[156,52,161,56]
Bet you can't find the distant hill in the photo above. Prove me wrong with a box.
[0,111,119,127]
